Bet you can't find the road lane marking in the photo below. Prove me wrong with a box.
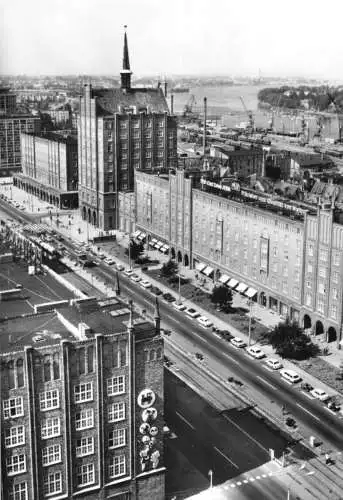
[223,353,240,365]
[296,403,320,421]
[256,375,277,390]
[214,446,239,469]
[301,391,315,400]
[175,411,195,430]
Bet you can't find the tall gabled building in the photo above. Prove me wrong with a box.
[78,29,177,231]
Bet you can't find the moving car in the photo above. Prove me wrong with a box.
[185,307,200,318]
[327,400,341,412]
[140,280,152,289]
[301,382,313,392]
[172,302,187,311]
[197,316,213,328]
[246,346,265,359]
[310,388,330,402]
[265,358,283,370]
[230,337,246,348]
[280,369,302,384]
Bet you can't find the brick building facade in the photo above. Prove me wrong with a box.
[0,300,165,499]
[77,30,177,231]
[136,169,343,346]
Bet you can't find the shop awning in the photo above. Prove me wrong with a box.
[195,262,207,272]
[203,266,214,277]
[236,282,248,294]
[245,287,257,298]
[160,245,169,253]
[132,230,141,238]
[227,278,239,289]
[219,274,230,284]
[155,241,163,249]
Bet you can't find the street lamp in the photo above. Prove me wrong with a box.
[128,238,132,270]
[248,298,253,347]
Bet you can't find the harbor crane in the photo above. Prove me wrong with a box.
[183,94,197,118]
[239,96,254,132]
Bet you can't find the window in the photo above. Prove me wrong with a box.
[16,359,24,387]
[333,271,339,283]
[319,249,328,262]
[305,293,312,307]
[43,355,51,382]
[41,417,60,439]
[109,455,126,478]
[7,454,26,475]
[330,304,338,319]
[107,375,125,396]
[308,244,314,257]
[53,353,60,380]
[317,296,325,314]
[44,471,62,496]
[319,267,327,278]
[40,390,59,411]
[5,426,25,448]
[108,402,125,422]
[3,397,24,419]
[87,346,94,373]
[9,482,27,500]
[74,382,93,403]
[42,444,62,466]
[318,283,326,294]
[282,281,288,293]
[76,436,94,457]
[293,287,300,299]
[109,428,126,449]
[272,247,277,257]
[333,252,340,266]
[76,409,94,430]
[307,263,313,273]
[77,463,95,487]
[332,288,338,300]
[282,266,288,277]
[8,361,15,389]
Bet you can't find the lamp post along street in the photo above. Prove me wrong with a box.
[178,273,181,303]
[129,239,132,270]
[248,299,253,347]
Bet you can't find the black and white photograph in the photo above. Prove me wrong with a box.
[1,1,343,499]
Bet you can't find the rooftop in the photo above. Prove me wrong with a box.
[22,130,77,144]
[92,87,169,115]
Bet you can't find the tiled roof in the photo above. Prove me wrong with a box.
[93,87,169,115]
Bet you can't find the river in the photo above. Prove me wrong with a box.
[170,85,340,141]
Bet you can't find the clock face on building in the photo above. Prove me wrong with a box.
[137,388,156,408]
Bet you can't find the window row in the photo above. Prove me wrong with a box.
[5,358,25,389]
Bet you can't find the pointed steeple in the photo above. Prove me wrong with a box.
[120,25,132,90]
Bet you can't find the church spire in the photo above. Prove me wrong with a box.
[120,25,132,90]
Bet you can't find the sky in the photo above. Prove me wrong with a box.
[1,0,343,79]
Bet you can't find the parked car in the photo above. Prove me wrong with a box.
[185,307,200,318]
[265,358,283,370]
[280,369,302,384]
[197,316,213,328]
[246,346,265,359]
[98,253,106,260]
[130,274,141,283]
[151,286,162,296]
[327,401,341,412]
[104,257,116,265]
[195,352,204,361]
[116,264,125,271]
[172,301,187,311]
[301,382,314,392]
[310,388,330,402]
[230,337,246,348]
[163,292,176,303]
[124,269,134,276]
[140,280,152,289]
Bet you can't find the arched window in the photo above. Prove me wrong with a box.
[44,355,51,382]
[8,361,15,389]
[156,347,163,360]
[78,348,85,375]
[112,343,119,368]
[144,350,149,362]
[87,346,94,373]
[120,341,127,367]
[149,350,156,362]
[17,358,24,388]
[53,353,60,380]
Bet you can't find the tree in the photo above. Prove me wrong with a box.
[160,259,178,279]
[211,285,233,310]
[258,318,320,360]
[125,239,144,262]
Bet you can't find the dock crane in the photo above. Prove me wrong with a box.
[183,94,197,118]
[239,96,254,133]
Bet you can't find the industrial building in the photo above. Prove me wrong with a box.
[77,30,177,231]
[13,131,78,209]
[135,168,343,346]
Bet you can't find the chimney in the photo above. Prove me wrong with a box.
[170,94,174,115]
[203,97,207,154]
[164,81,168,98]
[154,297,160,334]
